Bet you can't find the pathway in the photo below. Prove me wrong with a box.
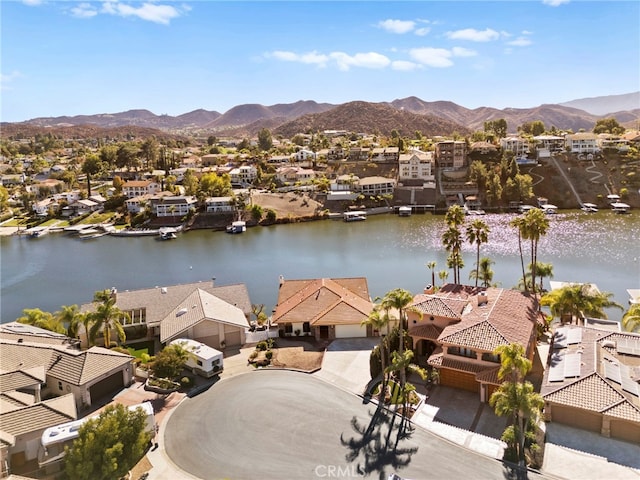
[548,154,583,206]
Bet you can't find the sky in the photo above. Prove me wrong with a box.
[1,0,639,122]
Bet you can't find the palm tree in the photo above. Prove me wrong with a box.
[494,342,532,383]
[425,261,437,289]
[466,219,490,287]
[541,284,623,325]
[17,308,66,334]
[522,208,549,295]
[385,349,427,416]
[469,257,495,288]
[438,270,449,286]
[490,380,544,467]
[622,303,640,333]
[442,226,463,284]
[380,289,419,395]
[55,304,82,339]
[88,290,129,347]
[509,216,529,293]
[361,306,392,395]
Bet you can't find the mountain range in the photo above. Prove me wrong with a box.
[4,92,638,139]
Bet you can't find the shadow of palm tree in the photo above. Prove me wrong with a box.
[340,403,418,480]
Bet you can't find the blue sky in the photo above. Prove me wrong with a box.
[1,1,639,122]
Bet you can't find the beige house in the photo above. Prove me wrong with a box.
[541,325,640,443]
[408,284,541,402]
[80,281,252,351]
[435,141,467,169]
[122,180,161,199]
[272,277,374,340]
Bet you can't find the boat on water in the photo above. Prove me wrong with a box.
[26,226,49,238]
[611,202,631,214]
[110,228,160,237]
[540,204,558,215]
[518,205,536,214]
[581,203,599,213]
[226,221,246,234]
[159,227,178,240]
[398,206,412,217]
[343,211,367,222]
[78,228,108,240]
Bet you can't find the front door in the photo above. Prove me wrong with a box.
[319,326,329,339]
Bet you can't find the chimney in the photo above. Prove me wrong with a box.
[477,291,488,306]
[279,275,285,288]
[424,284,434,294]
[212,277,216,287]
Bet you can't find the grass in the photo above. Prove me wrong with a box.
[127,347,150,359]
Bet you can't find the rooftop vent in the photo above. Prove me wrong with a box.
[161,287,167,294]
[478,291,488,306]
[176,308,188,317]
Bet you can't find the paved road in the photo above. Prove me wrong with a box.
[164,370,546,480]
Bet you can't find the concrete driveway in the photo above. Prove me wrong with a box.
[163,369,543,480]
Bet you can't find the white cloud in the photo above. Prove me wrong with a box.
[543,0,570,6]
[71,3,98,18]
[22,0,43,6]
[452,47,477,57]
[378,19,415,34]
[1,71,24,91]
[269,51,329,67]
[507,37,532,47]
[521,30,533,35]
[414,27,431,36]
[329,52,391,71]
[446,28,500,42]
[100,2,183,25]
[391,60,422,72]
[409,48,453,68]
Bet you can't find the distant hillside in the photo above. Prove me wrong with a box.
[273,101,471,138]
[5,93,638,138]
[0,123,188,143]
[560,92,640,116]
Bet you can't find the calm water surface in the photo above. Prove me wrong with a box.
[1,211,639,322]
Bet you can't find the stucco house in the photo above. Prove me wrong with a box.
[80,280,252,351]
[408,284,541,402]
[272,277,374,340]
[541,325,640,443]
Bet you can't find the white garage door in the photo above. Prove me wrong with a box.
[335,324,366,339]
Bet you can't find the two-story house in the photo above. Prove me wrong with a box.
[229,165,257,187]
[154,195,198,217]
[356,176,396,196]
[435,141,467,169]
[205,196,235,214]
[122,180,161,199]
[371,147,400,163]
[408,284,541,402]
[500,136,531,158]
[565,133,599,154]
[398,150,435,184]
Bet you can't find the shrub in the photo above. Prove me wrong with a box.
[265,350,273,360]
[256,341,268,351]
[180,376,193,388]
[249,351,258,360]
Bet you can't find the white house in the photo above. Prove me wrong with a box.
[398,150,434,182]
[205,196,235,214]
[293,149,316,163]
[500,136,530,157]
[565,133,599,154]
[275,166,316,184]
[154,195,198,217]
[357,176,396,196]
[122,180,161,199]
[229,165,257,187]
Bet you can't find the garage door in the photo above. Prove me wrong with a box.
[224,330,242,347]
[89,371,124,403]
[335,324,366,339]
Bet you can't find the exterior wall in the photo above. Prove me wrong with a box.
[439,369,479,393]
[205,197,234,213]
[546,403,602,433]
[608,418,640,443]
[10,432,41,464]
[334,324,367,338]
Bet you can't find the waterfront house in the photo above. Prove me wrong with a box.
[154,195,197,217]
[435,141,467,169]
[275,166,316,185]
[272,277,374,340]
[356,176,396,196]
[205,196,235,214]
[541,325,640,443]
[79,281,252,351]
[229,165,257,187]
[398,150,435,184]
[408,284,541,402]
[122,180,161,199]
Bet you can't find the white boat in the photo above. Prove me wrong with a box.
[581,203,598,213]
[159,227,178,240]
[27,226,49,238]
[78,228,106,240]
[398,206,412,217]
[627,289,640,305]
[226,221,246,234]
[518,205,536,214]
[611,202,630,214]
[540,204,558,214]
[343,211,367,222]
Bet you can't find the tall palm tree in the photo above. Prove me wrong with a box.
[622,303,640,333]
[442,226,463,284]
[55,304,82,339]
[88,290,129,347]
[509,215,528,293]
[494,342,532,383]
[522,208,549,295]
[385,349,427,416]
[438,270,449,286]
[361,306,391,394]
[532,261,553,293]
[380,289,419,395]
[466,219,490,287]
[490,381,543,468]
[425,261,437,289]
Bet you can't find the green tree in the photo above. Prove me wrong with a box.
[593,117,625,135]
[362,306,392,396]
[466,219,490,287]
[116,143,140,170]
[81,155,103,197]
[64,403,152,480]
[469,257,496,288]
[257,128,273,152]
[484,119,508,139]
[513,208,549,295]
[88,290,128,347]
[0,185,9,212]
[485,173,503,206]
[519,120,545,136]
[622,303,640,333]
[17,308,66,334]
[442,205,465,284]
[55,304,83,339]
[425,261,437,289]
[140,137,159,170]
[182,169,200,196]
[152,342,191,379]
[541,284,622,325]
[199,172,232,197]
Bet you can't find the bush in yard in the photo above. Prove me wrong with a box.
[265,350,273,360]
[151,343,191,379]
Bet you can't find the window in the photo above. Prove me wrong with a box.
[303,322,311,333]
[197,360,203,367]
[482,352,501,363]
[58,381,63,391]
[449,346,476,359]
[285,324,293,334]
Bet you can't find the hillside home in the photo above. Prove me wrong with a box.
[348,147,370,162]
[122,180,161,199]
[398,150,435,184]
[357,176,396,196]
[124,191,174,214]
[533,135,565,153]
[326,147,346,162]
[276,166,316,184]
[272,277,374,340]
[205,196,234,214]
[408,284,541,402]
[293,149,316,162]
[541,325,640,443]
[330,174,359,192]
[79,281,252,351]
[565,133,599,154]
[435,141,467,169]
[371,147,400,163]
[500,136,530,158]
[229,165,257,187]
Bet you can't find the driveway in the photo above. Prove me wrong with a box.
[313,338,379,395]
[163,370,544,480]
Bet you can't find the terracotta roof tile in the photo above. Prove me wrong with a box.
[602,400,640,422]
[0,401,74,437]
[543,373,626,412]
[408,324,442,340]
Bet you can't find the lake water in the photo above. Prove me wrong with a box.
[1,210,639,323]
